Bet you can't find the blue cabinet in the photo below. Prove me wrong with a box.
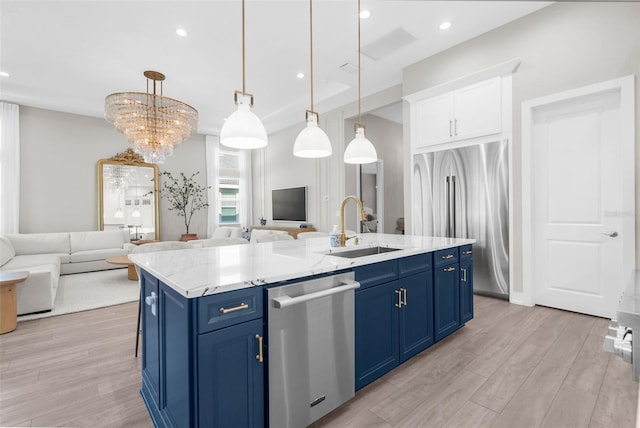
[198,319,264,428]
[460,245,474,324]
[355,280,400,390]
[399,270,434,362]
[139,271,264,428]
[434,248,461,341]
[354,254,434,390]
[140,270,160,412]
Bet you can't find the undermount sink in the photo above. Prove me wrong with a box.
[323,246,402,259]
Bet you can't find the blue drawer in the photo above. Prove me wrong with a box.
[198,287,263,334]
[434,247,459,267]
[459,244,473,260]
[398,253,432,277]
[354,260,398,290]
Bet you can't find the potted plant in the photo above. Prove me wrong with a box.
[160,171,210,241]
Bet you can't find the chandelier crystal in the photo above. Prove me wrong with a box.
[105,71,198,164]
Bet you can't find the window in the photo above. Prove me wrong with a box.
[218,150,241,225]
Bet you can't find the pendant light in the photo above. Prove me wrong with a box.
[293,0,332,158]
[220,0,268,149]
[344,0,377,164]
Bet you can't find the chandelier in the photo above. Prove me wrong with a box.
[105,71,199,164]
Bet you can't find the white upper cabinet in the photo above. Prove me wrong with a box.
[410,76,502,149]
[453,77,501,141]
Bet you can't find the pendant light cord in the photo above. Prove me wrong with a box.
[242,0,246,95]
[310,0,314,111]
[357,0,361,124]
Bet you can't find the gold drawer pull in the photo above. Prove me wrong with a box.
[463,250,472,255]
[256,334,263,363]
[461,268,467,282]
[219,302,248,314]
[444,267,456,273]
[395,289,403,308]
[401,288,407,306]
[442,254,454,259]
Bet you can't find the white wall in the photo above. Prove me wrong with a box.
[18,106,208,241]
[402,2,640,293]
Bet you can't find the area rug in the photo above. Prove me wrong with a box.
[17,269,139,321]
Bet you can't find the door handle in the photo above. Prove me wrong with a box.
[461,268,467,282]
[449,120,453,137]
[145,291,157,316]
[401,288,407,306]
[255,334,263,363]
[601,231,618,238]
[271,280,360,309]
[395,289,403,308]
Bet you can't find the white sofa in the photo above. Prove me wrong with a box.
[0,230,130,315]
[190,226,249,248]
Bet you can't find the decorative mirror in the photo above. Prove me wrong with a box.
[97,149,160,241]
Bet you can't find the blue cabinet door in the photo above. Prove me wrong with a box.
[140,270,160,410]
[399,271,434,363]
[355,281,400,390]
[198,318,264,428]
[434,264,460,341]
[460,258,474,324]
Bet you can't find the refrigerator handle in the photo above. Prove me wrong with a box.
[451,176,456,238]
[445,176,451,237]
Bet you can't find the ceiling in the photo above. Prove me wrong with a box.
[0,1,550,136]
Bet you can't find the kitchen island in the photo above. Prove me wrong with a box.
[130,233,474,428]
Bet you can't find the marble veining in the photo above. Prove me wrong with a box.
[129,233,475,298]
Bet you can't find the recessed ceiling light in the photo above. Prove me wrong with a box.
[359,10,371,19]
[176,28,188,37]
[0,71,9,77]
[296,72,305,79]
[440,21,452,30]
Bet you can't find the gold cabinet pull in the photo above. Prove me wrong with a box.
[462,250,472,255]
[395,289,403,308]
[461,268,467,282]
[444,267,456,273]
[401,288,407,306]
[219,302,248,314]
[442,254,454,260]
[255,334,263,363]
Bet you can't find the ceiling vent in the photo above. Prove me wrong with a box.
[361,27,417,61]
[339,62,359,75]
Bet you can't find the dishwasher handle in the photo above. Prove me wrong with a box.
[271,280,360,309]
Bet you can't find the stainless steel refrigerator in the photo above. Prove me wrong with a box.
[413,139,509,298]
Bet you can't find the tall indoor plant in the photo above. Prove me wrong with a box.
[160,171,210,241]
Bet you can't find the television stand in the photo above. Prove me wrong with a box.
[251,226,316,239]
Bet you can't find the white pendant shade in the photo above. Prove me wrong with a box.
[293,115,332,158]
[132,208,141,218]
[344,127,377,164]
[220,99,268,149]
[114,207,124,218]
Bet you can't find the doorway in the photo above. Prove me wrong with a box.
[522,76,635,318]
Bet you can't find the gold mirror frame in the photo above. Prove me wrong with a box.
[97,149,160,241]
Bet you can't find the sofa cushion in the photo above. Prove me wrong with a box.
[228,228,244,238]
[70,230,127,253]
[6,232,70,256]
[70,248,126,263]
[190,237,248,248]
[0,235,16,267]
[249,229,288,243]
[212,228,231,238]
[1,254,63,271]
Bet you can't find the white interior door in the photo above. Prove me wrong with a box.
[529,85,631,318]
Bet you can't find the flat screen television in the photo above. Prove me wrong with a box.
[272,186,307,222]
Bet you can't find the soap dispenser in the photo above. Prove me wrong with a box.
[329,225,339,247]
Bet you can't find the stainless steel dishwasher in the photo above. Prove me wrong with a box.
[268,272,359,428]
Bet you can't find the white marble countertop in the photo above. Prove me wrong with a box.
[129,233,475,298]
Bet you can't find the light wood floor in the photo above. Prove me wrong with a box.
[0,296,636,427]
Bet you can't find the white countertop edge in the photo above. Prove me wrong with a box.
[130,235,475,299]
